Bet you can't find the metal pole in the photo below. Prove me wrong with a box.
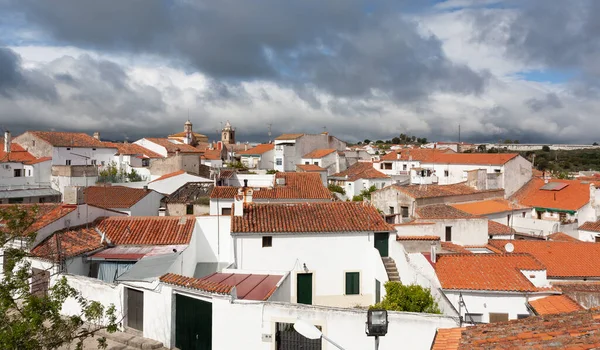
[321,334,345,350]
[375,335,380,350]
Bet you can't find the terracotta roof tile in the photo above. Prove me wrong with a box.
[0,203,76,236]
[529,295,584,315]
[389,183,502,199]
[303,149,336,158]
[451,199,528,216]
[511,178,592,211]
[160,272,283,300]
[0,139,38,164]
[431,309,600,349]
[435,253,548,292]
[274,133,304,140]
[96,216,195,245]
[548,232,580,242]
[238,143,274,155]
[440,242,473,254]
[416,205,479,219]
[396,235,440,241]
[331,162,389,181]
[84,186,154,209]
[201,149,222,161]
[231,202,392,234]
[144,138,202,154]
[579,221,600,233]
[168,131,208,139]
[149,170,187,183]
[24,156,52,165]
[296,164,326,172]
[28,131,109,148]
[488,221,516,236]
[489,240,600,278]
[31,226,104,261]
[210,173,332,200]
[102,142,163,158]
[554,282,600,293]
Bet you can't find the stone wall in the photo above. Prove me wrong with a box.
[13,132,53,158]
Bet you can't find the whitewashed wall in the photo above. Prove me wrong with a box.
[225,174,275,187]
[52,147,116,167]
[148,173,212,195]
[134,139,168,157]
[196,216,234,264]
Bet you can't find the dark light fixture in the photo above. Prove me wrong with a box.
[366,309,388,337]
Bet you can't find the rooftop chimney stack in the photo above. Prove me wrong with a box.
[4,130,10,153]
[93,131,100,140]
[430,242,437,263]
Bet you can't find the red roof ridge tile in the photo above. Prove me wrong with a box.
[149,170,187,183]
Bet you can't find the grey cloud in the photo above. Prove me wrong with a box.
[525,93,563,112]
[5,0,487,101]
[0,47,57,101]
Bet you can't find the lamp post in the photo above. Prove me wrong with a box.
[293,319,345,350]
[366,309,388,350]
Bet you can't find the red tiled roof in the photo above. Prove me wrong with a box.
[529,295,583,315]
[0,203,76,236]
[201,149,222,161]
[28,131,109,148]
[440,242,473,254]
[435,253,549,292]
[168,131,208,139]
[416,205,479,219]
[84,186,154,209]
[396,235,440,241]
[210,173,332,200]
[303,149,336,159]
[579,221,600,233]
[488,221,516,236]
[511,178,592,211]
[331,162,389,181]
[431,328,465,350]
[149,170,186,183]
[96,216,195,245]
[451,199,528,216]
[389,183,502,199]
[102,142,163,158]
[31,227,104,261]
[431,309,600,350]
[238,143,274,155]
[0,139,38,164]
[274,133,304,140]
[24,156,52,165]
[160,272,283,300]
[296,164,326,172]
[548,232,580,242]
[231,202,393,234]
[144,138,202,154]
[489,240,600,278]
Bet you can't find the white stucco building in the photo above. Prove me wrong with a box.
[328,161,392,199]
[238,143,274,170]
[273,133,346,172]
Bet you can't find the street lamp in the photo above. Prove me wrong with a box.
[366,309,388,350]
[293,319,345,350]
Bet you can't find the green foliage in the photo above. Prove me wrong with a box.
[98,161,123,183]
[352,185,377,201]
[370,281,441,314]
[0,205,117,349]
[327,184,346,195]
[266,169,279,174]
[226,161,248,170]
[542,145,551,152]
[526,149,600,173]
[364,139,371,144]
[352,195,364,202]
[126,168,143,182]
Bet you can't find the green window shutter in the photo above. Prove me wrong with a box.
[345,272,360,295]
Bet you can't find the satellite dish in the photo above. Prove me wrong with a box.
[505,242,514,253]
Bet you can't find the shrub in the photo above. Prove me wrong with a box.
[371,281,441,314]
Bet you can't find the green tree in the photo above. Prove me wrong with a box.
[542,145,551,152]
[266,169,279,174]
[0,205,117,349]
[127,168,143,182]
[98,161,124,183]
[327,184,346,195]
[391,137,401,144]
[352,185,377,202]
[364,139,371,144]
[371,281,441,314]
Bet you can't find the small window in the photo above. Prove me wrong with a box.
[345,272,360,295]
[66,160,71,165]
[8,198,23,204]
[39,197,45,203]
[91,159,97,165]
[517,314,530,320]
[495,169,501,173]
[262,236,272,247]
[445,226,452,242]
[313,162,318,165]
[66,147,71,150]
[305,161,310,165]
[595,236,600,243]
[27,169,31,177]
[403,164,407,170]
[522,212,526,218]
[221,207,232,215]
[186,204,194,215]
[142,159,150,167]
[276,158,283,166]
[13,169,22,177]
[464,313,483,323]
[92,148,96,151]
[444,170,449,177]
[389,206,395,215]
[32,140,35,147]
[401,206,409,218]
[101,161,105,166]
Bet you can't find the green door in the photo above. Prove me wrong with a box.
[175,294,212,350]
[374,233,389,257]
[297,273,313,305]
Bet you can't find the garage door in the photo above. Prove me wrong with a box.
[175,294,212,350]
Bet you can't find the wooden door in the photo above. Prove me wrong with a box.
[31,268,49,297]
[374,233,389,257]
[175,294,212,350]
[126,288,144,332]
[297,273,313,305]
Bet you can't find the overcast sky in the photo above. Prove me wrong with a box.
[0,0,598,144]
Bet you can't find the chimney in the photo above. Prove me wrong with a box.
[243,179,248,188]
[143,185,148,191]
[4,130,10,153]
[234,191,244,217]
[93,132,101,140]
[217,141,223,151]
[430,242,437,263]
[396,152,400,160]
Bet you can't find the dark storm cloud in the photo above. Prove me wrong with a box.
[4,0,487,101]
[0,47,57,100]
[525,93,563,112]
